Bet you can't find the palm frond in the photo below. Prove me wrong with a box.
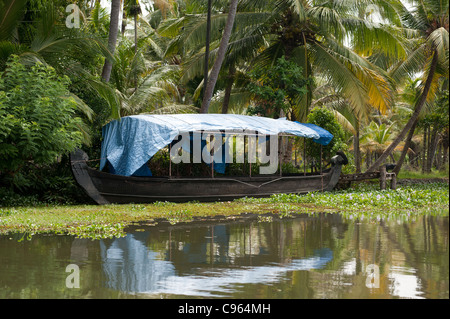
[428,27,449,69]
[147,103,198,114]
[310,41,368,114]
[0,0,28,41]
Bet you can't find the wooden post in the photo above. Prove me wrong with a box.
[211,137,214,179]
[279,136,282,177]
[380,165,386,190]
[169,144,172,178]
[248,135,252,178]
[391,173,397,190]
[320,144,323,174]
[211,158,214,178]
[303,138,306,176]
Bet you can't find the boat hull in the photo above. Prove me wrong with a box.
[71,150,343,204]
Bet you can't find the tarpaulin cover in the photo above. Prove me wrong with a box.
[297,122,334,146]
[100,114,332,177]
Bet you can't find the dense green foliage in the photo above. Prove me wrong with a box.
[247,56,310,118]
[305,107,346,164]
[0,56,83,186]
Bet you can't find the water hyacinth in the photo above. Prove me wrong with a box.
[0,182,447,239]
[239,182,448,219]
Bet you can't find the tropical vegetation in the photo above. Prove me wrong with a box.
[0,0,448,205]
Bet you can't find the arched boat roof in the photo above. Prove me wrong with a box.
[100,114,333,176]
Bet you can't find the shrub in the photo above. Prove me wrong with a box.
[306,107,346,164]
[0,56,83,186]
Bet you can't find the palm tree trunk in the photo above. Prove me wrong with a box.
[200,0,238,114]
[204,0,212,95]
[354,119,361,173]
[366,51,439,172]
[442,142,448,171]
[393,117,419,175]
[101,0,121,83]
[436,141,442,170]
[122,9,127,35]
[222,63,235,114]
[427,127,439,172]
[422,126,427,173]
[134,15,138,55]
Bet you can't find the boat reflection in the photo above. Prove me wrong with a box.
[100,217,334,297]
[101,230,333,297]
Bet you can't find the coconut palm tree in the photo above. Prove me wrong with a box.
[367,0,449,172]
[169,0,399,121]
[200,0,239,113]
[157,0,273,110]
[101,0,121,82]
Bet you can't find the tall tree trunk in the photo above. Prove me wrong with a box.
[367,51,439,172]
[422,126,427,173]
[436,141,442,170]
[426,124,432,172]
[134,15,138,55]
[122,9,127,35]
[427,127,439,172]
[366,150,371,170]
[393,117,419,175]
[134,14,138,92]
[441,131,449,171]
[221,63,235,114]
[442,144,448,171]
[203,0,212,96]
[200,0,238,114]
[101,0,121,83]
[354,119,361,173]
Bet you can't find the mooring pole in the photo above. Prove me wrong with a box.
[303,138,306,176]
[211,135,214,178]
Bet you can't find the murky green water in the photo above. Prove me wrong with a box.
[0,213,448,299]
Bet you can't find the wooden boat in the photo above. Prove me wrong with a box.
[70,114,347,204]
[70,149,346,204]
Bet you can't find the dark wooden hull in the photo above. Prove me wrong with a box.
[71,150,343,204]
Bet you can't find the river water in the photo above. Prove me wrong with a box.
[0,213,448,299]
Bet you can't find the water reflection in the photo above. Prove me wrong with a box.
[101,231,333,297]
[0,213,448,299]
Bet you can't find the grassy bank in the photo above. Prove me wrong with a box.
[0,182,448,239]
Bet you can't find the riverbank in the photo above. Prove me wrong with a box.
[0,182,448,239]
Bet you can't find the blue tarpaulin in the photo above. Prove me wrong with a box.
[100,114,333,177]
[297,122,334,146]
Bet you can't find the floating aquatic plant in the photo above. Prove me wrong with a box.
[67,223,126,240]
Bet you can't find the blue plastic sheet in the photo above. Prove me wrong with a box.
[296,122,334,146]
[100,114,331,177]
